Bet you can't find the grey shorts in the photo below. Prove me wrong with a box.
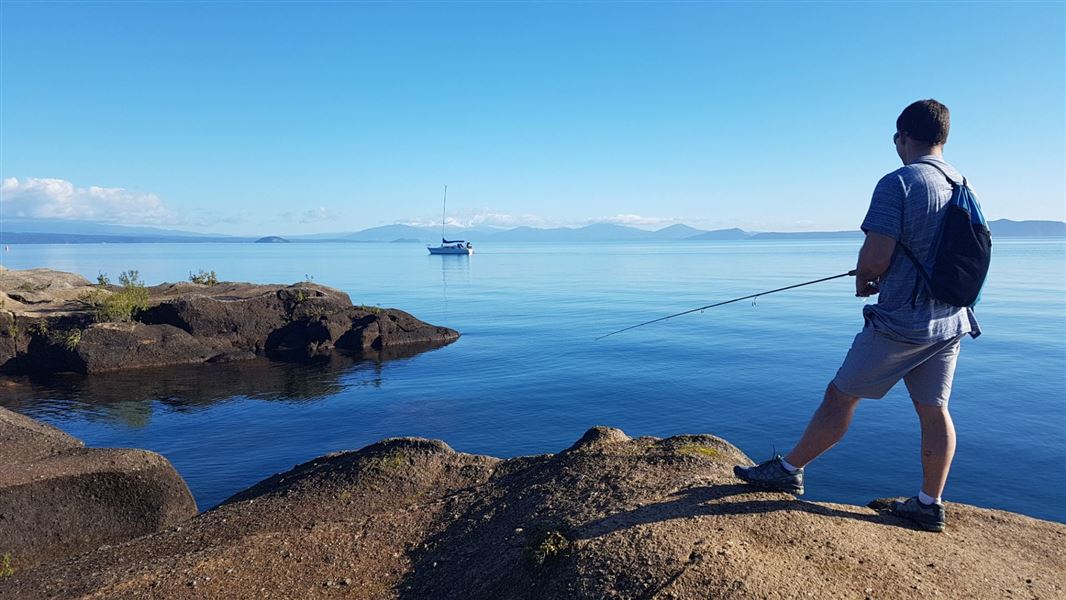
[832,328,963,407]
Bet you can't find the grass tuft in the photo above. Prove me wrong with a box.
[63,329,82,351]
[525,529,571,566]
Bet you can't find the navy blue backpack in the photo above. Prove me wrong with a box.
[897,161,992,308]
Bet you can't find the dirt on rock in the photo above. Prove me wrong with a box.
[3,426,1062,600]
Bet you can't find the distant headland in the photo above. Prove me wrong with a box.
[0,218,1062,244]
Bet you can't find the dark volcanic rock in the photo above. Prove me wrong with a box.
[139,284,352,352]
[69,322,219,374]
[4,426,1063,599]
[0,406,197,572]
[0,311,25,374]
[0,269,460,375]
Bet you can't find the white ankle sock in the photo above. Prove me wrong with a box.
[918,490,941,505]
[779,457,800,473]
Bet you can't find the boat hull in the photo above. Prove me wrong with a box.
[428,246,473,255]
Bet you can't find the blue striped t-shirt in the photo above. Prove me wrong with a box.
[860,155,982,343]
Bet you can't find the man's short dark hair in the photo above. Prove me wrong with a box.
[896,99,950,145]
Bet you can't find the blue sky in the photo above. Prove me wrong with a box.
[1,1,1063,235]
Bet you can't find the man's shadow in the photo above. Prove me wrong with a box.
[578,483,899,540]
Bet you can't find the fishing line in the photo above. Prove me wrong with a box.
[595,270,857,341]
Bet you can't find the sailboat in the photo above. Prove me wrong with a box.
[427,185,473,255]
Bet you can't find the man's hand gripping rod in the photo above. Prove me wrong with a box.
[595,270,858,341]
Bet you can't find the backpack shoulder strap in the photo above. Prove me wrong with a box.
[897,241,933,308]
[915,159,966,188]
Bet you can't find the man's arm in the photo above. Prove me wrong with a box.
[855,231,896,297]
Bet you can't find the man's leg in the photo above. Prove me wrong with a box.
[887,336,961,532]
[913,402,956,499]
[784,382,861,468]
[886,402,954,532]
[733,382,860,494]
[903,335,962,501]
[734,329,881,494]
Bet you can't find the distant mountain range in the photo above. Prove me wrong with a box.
[0,218,1062,244]
[0,219,246,244]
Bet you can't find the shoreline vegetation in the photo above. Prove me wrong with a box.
[1,414,1063,598]
[0,267,459,376]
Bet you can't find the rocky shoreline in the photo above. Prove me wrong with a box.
[0,267,459,375]
[2,268,1064,599]
[0,407,197,575]
[1,410,1063,599]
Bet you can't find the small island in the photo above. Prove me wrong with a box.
[254,236,291,243]
[0,267,459,375]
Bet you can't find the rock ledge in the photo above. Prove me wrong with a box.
[0,407,197,572]
[0,268,459,374]
[3,424,1063,599]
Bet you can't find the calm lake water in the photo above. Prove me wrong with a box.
[1,239,1063,522]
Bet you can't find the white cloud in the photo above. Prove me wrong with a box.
[281,206,339,224]
[400,210,704,231]
[1,177,176,225]
[400,210,554,229]
[584,214,682,229]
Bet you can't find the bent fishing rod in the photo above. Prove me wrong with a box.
[595,270,857,341]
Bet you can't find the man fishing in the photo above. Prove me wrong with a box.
[734,99,983,532]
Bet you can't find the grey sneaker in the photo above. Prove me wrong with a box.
[890,496,946,532]
[733,455,804,495]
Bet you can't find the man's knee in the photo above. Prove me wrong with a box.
[913,401,951,419]
[825,382,860,407]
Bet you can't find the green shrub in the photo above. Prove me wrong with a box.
[118,270,142,287]
[0,552,14,577]
[525,529,571,566]
[96,272,111,286]
[63,329,82,351]
[189,269,219,286]
[101,289,149,323]
[79,270,149,322]
[45,327,82,351]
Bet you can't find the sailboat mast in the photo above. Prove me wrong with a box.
[441,185,448,241]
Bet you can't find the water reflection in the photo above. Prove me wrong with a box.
[0,344,442,428]
[437,253,471,312]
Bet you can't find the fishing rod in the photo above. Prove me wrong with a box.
[595,270,857,341]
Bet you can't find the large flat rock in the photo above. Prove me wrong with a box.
[0,268,94,315]
[0,407,197,573]
[3,426,1062,599]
